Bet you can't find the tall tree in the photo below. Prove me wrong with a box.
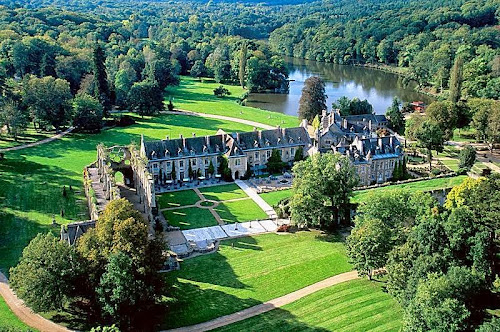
[72,93,103,132]
[386,97,405,134]
[9,233,82,312]
[298,76,326,122]
[0,101,28,140]
[127,80,165,116]
[347,217,391,279]
[21,75,72,130]
[239,42,248,88]
[92,44,112,116]
[426,101,458,140]
[290,153,358,228]
[414,120,445,170]
[449,55,464,104]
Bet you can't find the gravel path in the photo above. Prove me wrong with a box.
[0,127,74,153]
[162,110,276,130]
[0,272,72,332]
[163,270,359,332]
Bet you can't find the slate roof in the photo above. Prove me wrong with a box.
[143,127,311,161]
[234,127,310,151]
[335,135,402,164]
[143,134,242,160]
[61,220,96,245]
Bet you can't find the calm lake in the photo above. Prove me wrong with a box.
[247,57,432,116]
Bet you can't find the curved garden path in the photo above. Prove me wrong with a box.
[0,272,72,332]
[0,126,74,153]
[163,110,276,130]
[163,270,359,332]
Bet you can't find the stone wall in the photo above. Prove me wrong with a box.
[130,145,157,222]
[83,164,99,221]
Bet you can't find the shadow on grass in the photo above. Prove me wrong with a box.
[215,307,332,332]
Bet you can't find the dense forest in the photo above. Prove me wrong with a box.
[269,0,500,99]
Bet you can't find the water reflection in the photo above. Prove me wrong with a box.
[247,57,433,116]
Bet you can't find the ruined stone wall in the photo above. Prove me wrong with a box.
[130,145,157,222]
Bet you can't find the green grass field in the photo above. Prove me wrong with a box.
[259,189,292,206]
[162,207,219,229]
[166,77,299,128]
[259,176,467,206]
[0,296,34,331]
[351,175,467,204]
[163,231,351,329]
[215,279,402,332]
[0,114,254,273]
[199,183,248,201]
[215,199,268,223]
[0,123,55,149]
[157,189,201,208]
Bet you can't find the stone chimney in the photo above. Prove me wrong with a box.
[236,132,240,143]
[368,120,372,132]
[343,118,348,129]
[205,135,210,147]
[282,127,286,137]
[258,130,262,141]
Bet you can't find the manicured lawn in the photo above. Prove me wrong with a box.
[163,231,352,329]
[259,189,292,206]
[439,158,460,172]
[215,199,268,223]
[157,189,200,208]
[0,123,55,149]
[351,175,467,204]
[259,176,467,206]
[199,183,248,201]
[0,295,34,331]
[0,114,254,273]
[215,279,403,332]
[166,76,299,128]
[162,207,219,229]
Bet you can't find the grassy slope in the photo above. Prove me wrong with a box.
[0,296,35,331]
[162,207,219,229]
[0,114,254,273]
[199,183,248,201]
[259,176,467,206]
[163,231,351,329]
[215,279,402,332]
[166,77,299,128]
[215,199,268,223]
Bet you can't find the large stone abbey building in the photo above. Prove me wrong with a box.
[140,126,311,182]
[140,110,404,187]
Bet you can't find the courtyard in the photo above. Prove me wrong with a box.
[158,183,268,230]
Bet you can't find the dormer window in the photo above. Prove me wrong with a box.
[215,144,220,152]
[254,140,259,148]
[165,149,170,157]
[178,147,182,156]
[151,151,157,159]
[277,137,281,144]
[289,138,294,144]
[190,148,195,156]
[265,140,270,146]
[203,145,208,153]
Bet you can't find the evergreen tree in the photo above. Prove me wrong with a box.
[239,42,247,88]
[449,55,464,104]
[386,97,405,134]
[298,76,326,122]
[92,44,112,116]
